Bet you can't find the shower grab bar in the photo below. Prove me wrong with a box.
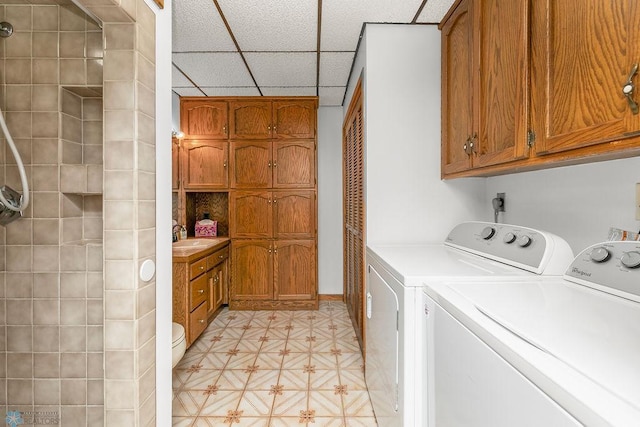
[0,105,29,213]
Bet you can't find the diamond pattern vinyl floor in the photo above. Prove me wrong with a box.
[172,301,378,426]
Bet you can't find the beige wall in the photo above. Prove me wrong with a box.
[0,0,157,425]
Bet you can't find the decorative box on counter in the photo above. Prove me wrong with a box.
[195,213,217,237]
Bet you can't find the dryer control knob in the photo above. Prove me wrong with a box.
[503,232,516,244]
[516,235,532,247]
[620,251,640,269]
[481,226,496,240]
[590,247,611,263]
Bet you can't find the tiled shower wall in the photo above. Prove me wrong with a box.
[0,0,158,425]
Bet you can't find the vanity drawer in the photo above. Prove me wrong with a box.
[189,302,208,343]
[189,257,208,279]
[207,246,229,270]
[189,274,208,311]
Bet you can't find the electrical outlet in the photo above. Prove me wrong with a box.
[636,183,640,221]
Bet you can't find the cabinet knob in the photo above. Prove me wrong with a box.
[273,161,277,168]
[268,125,271,131]
[219,255,224,259]
[623,63,639,115]
[223,160,227,168]
[198,289,204,294]
[273,198,277,204]
[200,266,204,270]
[223,125,227,134]
[214,276,218,282]
[199,319,205,324]
[268,161,272,168]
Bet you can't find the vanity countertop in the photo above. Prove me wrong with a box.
[172,237,230,262]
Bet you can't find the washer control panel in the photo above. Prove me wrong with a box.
[566,241,640,301]
[445,222,571,274]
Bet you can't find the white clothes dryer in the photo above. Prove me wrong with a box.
[423,241,640,427]
[365,221,574,427]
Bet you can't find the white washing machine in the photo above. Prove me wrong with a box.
[365,221,574,427]
[423,241,640,426]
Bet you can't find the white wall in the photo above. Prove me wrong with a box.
[317,107,344,295]
[485,157,640,254]
[345,24,485,246]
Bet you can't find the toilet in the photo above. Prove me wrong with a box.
[172,322,186,368]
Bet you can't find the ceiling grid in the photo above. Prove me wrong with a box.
[172,0,455,106]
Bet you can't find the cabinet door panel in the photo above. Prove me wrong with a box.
[181,100,228,139]
[229,101,272,139]
[441,0,473,175]
[274,240,316,301]
[473,0,529,167]
[231,240,272,300]
[230,191,272,238]
[532,0,640,154]
[183,140,228,189]
[273,100,316,139]
[273,141,316,188]
[230,141,272,188]
[273,191,316,239]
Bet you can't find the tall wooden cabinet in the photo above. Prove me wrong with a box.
[441,0,640,178]
[176,97,319,312]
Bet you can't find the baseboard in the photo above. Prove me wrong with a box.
[319,294,343,301]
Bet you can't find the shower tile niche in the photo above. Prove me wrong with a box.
[59,87,103,245]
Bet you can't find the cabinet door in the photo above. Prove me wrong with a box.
[229,101,272,139]
[208,264,224,317]
[172,138,180,190]
[181,100,228,139]
[473,0,530,168]
[230,191,273,238]
[230,240,273,300]
[183,140,228,189]
[274,240,316,301]
[441,0,474,175]
[273,140,316,188]
[532,0,640,155]
[230,140,272,188]
[273,191,316,239]
[273,100,316,139]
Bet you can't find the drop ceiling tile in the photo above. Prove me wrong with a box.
[172,0,236,52]
[172,65,194,87]
[218,0,317,51]
[202,87,261,97]
[261,87,317,97]
[172,52,255,87]
[173,87,206,97]
[320,0,424,51]
[244,53,317,87]
[319,86,347,106]
[319,52,355,87]
[416,0,456,23]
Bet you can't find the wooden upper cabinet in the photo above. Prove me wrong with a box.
[531,0,640,155]
[441,0,473,175]
[441,0,529,176]
[273,100,316,139]
[273,141,316,188]
[229,101,272,139]
[183,140,228,189]
[181,100,228,139]
[230,240,273,300]
[274,240,316,301]
[230,141,272,188]
[473,0,529,168]
[273,191,316,239]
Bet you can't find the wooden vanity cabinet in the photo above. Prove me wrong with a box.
[173,240,229,347]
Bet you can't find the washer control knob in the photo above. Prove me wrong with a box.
[503,232,517,244]
[516,235,532,247]
[481,226,496,240]
[620,251,640,269]
[590,246,611,263]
